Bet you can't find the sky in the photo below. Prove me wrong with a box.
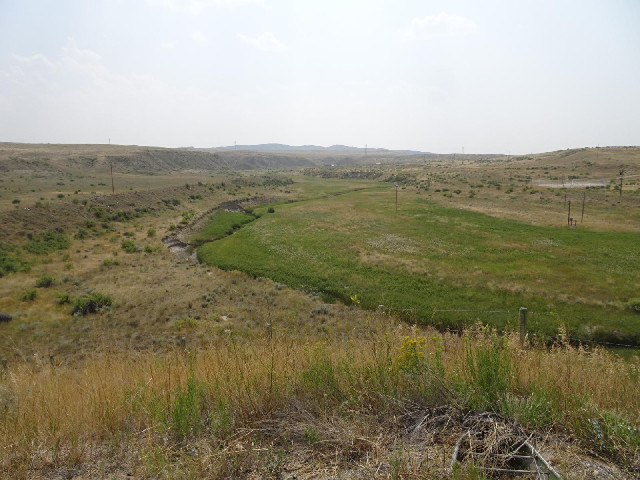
[0,0,639,154]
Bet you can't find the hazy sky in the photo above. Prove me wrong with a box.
[1,0,639,153]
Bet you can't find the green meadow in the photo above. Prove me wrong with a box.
[190,210,256,246]
[199,181,640,344]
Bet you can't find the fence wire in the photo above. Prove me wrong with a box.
[383,306,639,350]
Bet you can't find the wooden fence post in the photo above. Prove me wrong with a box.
[519,307,528,346]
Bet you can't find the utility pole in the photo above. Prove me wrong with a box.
[581,192,585,222]
[395,184,398,212]
[110,163,115,194]
[619,168,624,198]
[567,200,571,226]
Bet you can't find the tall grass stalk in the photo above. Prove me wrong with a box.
[1,322,638,473]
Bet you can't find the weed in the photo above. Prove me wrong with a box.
[303,425,320,444]
[170,360,204,440]
[463,331,513,411]
[174,317,199,330]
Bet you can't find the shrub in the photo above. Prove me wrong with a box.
[147,228,156,238]
[21,289,37,301]
[0,242,31,277]
[55,292,72,305]
[74,229,88,240]
[12,199,20,204]
[71,292,113,316]
[23,231,70,254]
[35,274,55,288]
[121,239,139,253]
[267,207,275,213]
[102,258,120,267]
[625,298,640,314]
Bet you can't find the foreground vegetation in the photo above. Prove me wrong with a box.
[1,318,638,478]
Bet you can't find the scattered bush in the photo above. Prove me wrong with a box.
[71,292,113,316]
[74,229,88,240]
[267,207,275,214]
[23,231,70,254]
[102,258,120,267]
[21,289,37,301]
[0,242,31,277]
[55,292,72,305]
[147,228,156,238]
[35,274,55,288]
[121,239,140,253]
[12,199,20,204]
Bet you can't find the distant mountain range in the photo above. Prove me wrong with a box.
[206,143,428,155]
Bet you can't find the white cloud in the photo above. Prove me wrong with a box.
[160,41,176,50]
[10,53,54,68]
[402,13,478,40]
[237,32,287,53]
[0,38,234,145]
[190,31,206,43]
[145,0,263,13]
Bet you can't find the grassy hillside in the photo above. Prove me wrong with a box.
[1,145,639,478]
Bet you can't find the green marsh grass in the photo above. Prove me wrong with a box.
[190,210,255,246]
[198,187,640,344]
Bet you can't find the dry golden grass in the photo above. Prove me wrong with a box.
[1,317,638,478]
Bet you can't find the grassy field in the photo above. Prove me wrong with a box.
[190,211,257,246]
[1,143,639,478]
[198,183,640,344]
